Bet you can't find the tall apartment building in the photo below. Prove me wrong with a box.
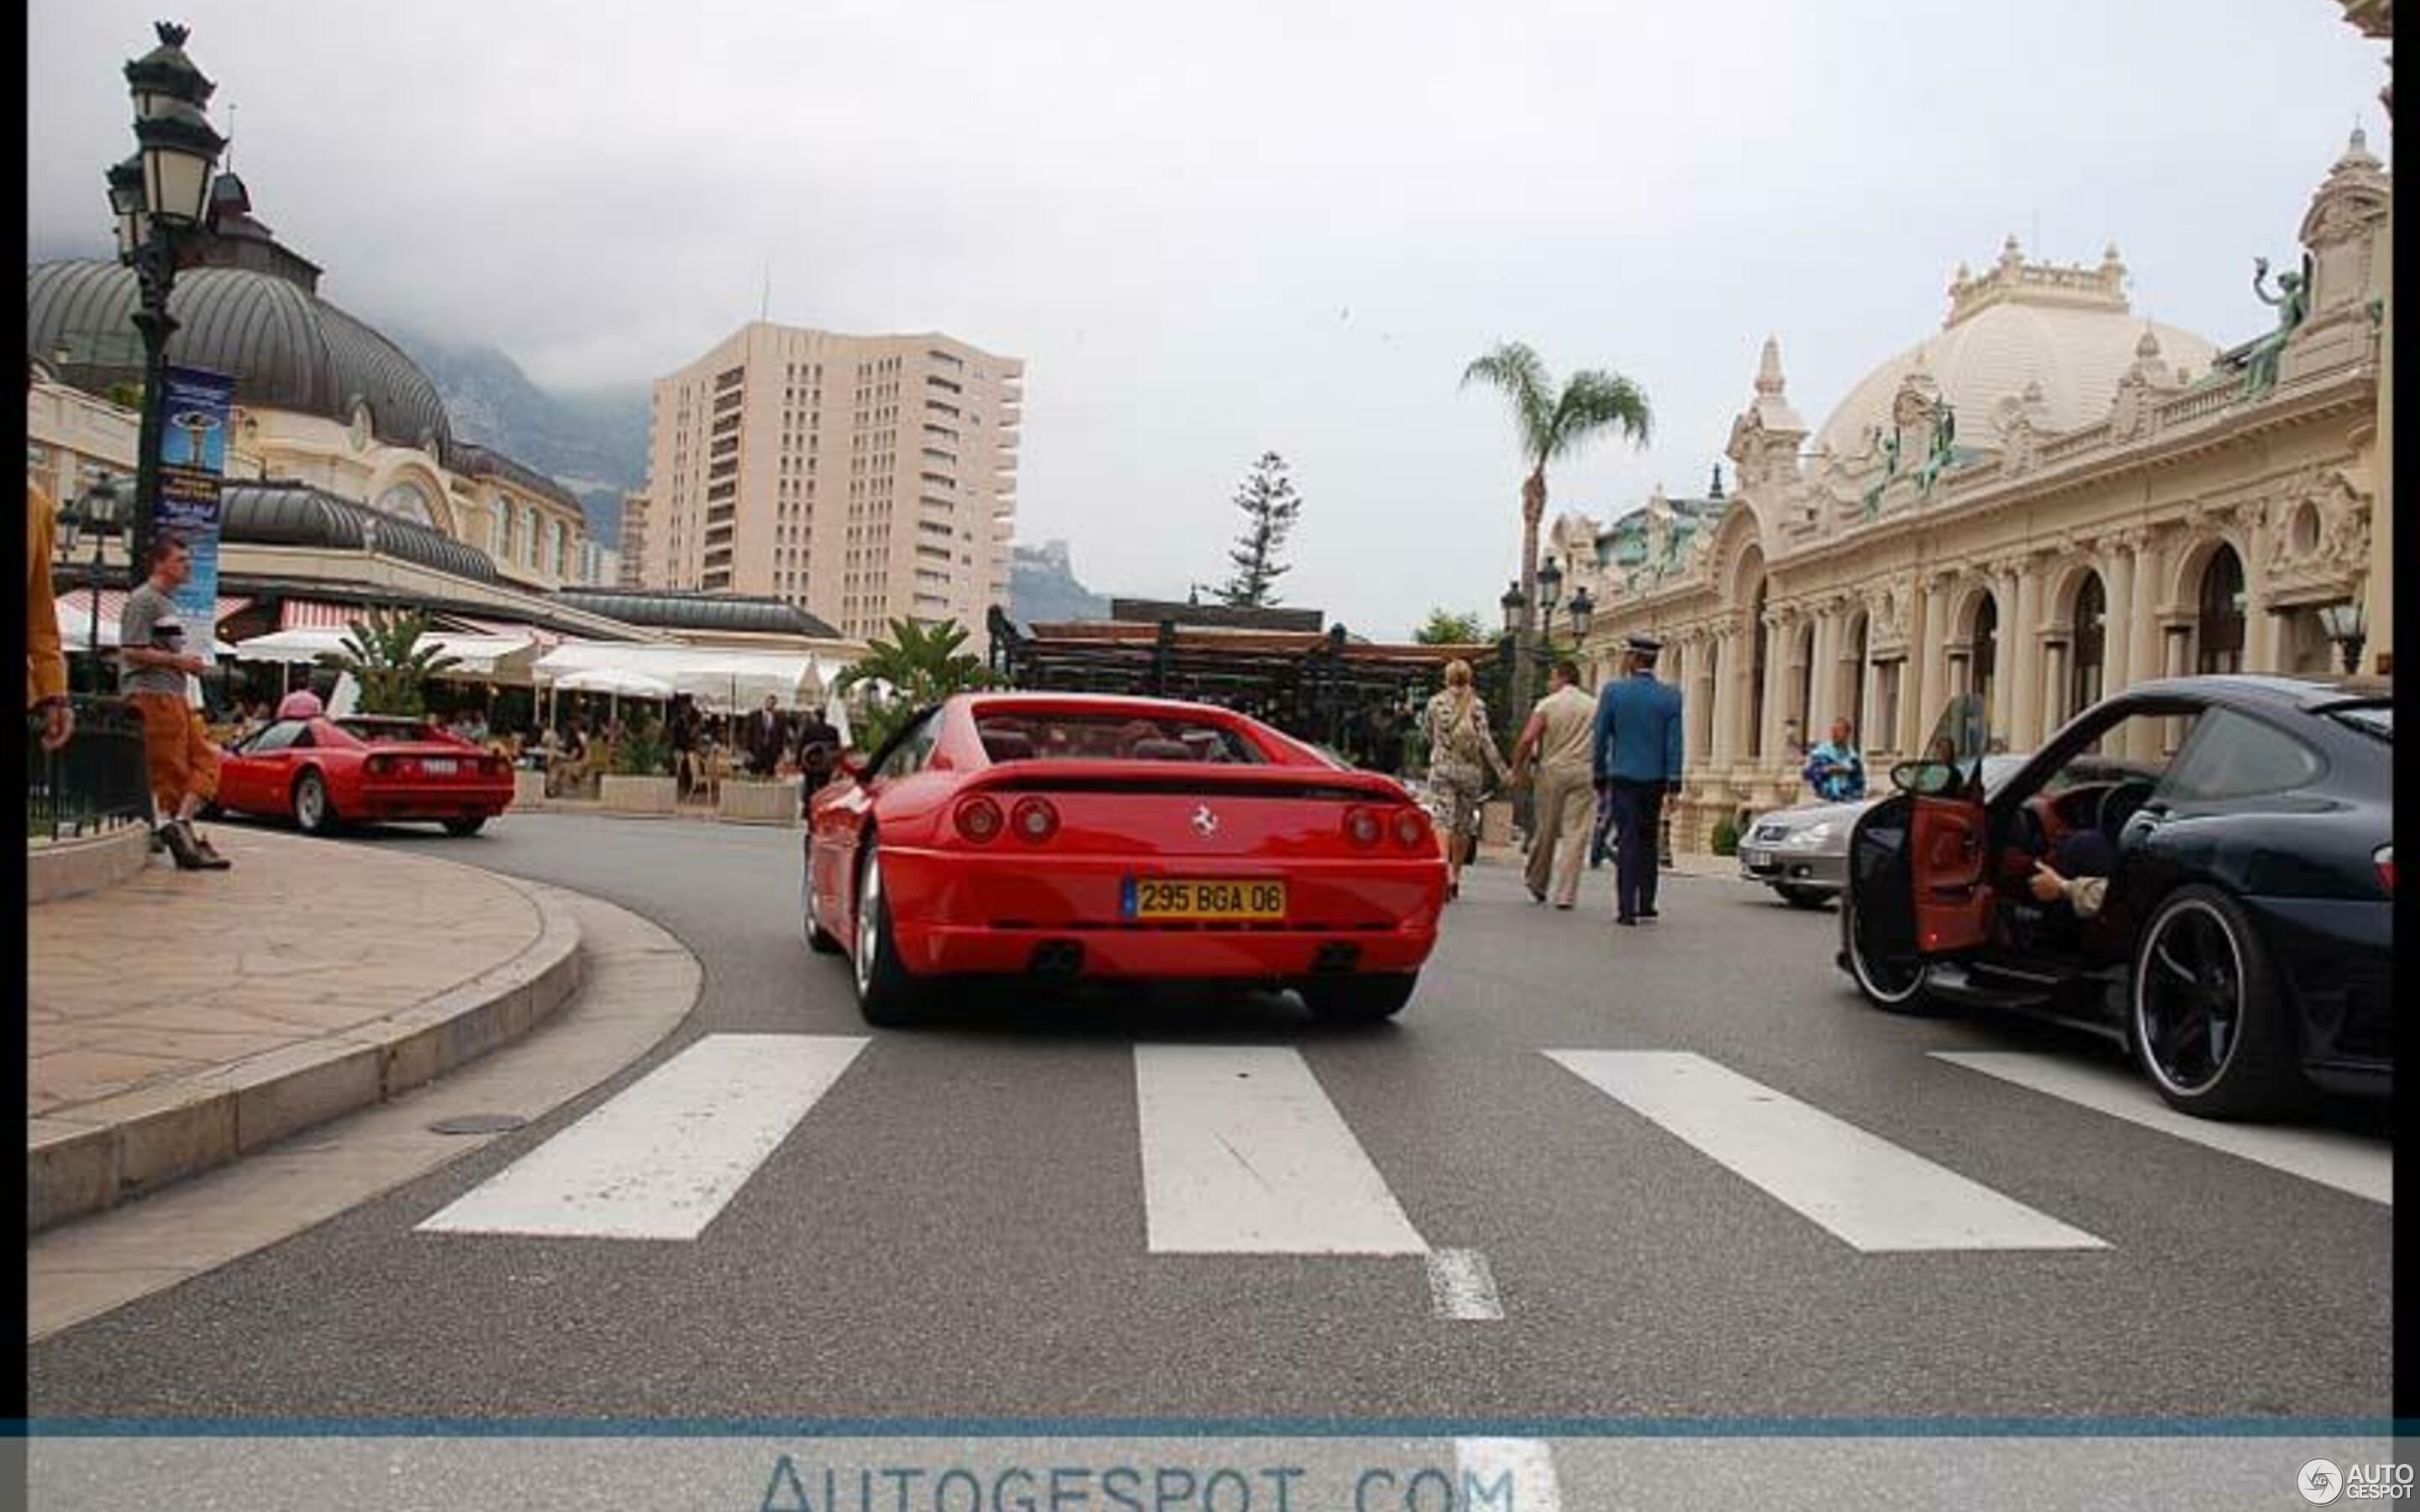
[617,490,650,587]
[637,322,1022,648]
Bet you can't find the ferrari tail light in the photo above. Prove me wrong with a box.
[480,756,504,776]
[1343,806,1382,848]
[2377,844,2393,895]
[1391,807,1428,848]
[1011,796,1060,843]
[366,755,393,777]
[954,795,1004,844]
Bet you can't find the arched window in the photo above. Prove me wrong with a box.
[2070,573,2107,717]
[2196,545,2246,675]
[1972,593,1999,718]
[487,503,506,562]
[1793,620,1815,754]
[520,506,539,567]
[1747,580,1770,759]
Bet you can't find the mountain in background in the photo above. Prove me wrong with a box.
[385,327,650,548]
[1011,540,1111,626]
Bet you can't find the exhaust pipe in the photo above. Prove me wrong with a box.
[1028,939,1085,982]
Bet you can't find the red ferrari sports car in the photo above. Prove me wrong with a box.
[213,714,514,837]
[802,693,1448,1025]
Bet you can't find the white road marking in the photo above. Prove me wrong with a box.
[1134,1045,1428,1254]
[1455,1438,1563,1512]
[1932,1050,2392,1205]
[1544,1050,2107,1252]
[416,1033,870,1241]
[1426,1248,1504,1320]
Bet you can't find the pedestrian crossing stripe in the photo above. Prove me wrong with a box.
[412,1035,2380,1261]
[416,1033,869,1241]
[1543,1050,2108,1251]
[1930,1051,2392,1205]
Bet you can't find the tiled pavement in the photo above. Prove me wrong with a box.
[26,826,546,1120]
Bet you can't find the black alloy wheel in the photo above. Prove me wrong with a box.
[1843,890,1933,1012]
[2130,885,2298,1118]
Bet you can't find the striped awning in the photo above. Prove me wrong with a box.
[279,598,369,630]
[55,589,253,628]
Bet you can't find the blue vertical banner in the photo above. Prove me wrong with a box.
[153,364,237,630]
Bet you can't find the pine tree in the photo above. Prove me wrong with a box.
[1216,452,1302,609]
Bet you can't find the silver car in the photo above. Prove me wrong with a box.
[1739,754,2041,907]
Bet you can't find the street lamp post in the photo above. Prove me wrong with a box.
[57,475,125,693]
[110,22,227,577]
[2317,600,2368,675]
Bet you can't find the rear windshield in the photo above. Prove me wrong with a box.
[335,718,439,744]
[974,712,1265,764]
[2328,704,2391,741]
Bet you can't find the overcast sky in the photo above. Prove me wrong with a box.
[28,2,2390,638]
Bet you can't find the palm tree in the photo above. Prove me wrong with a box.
[314,606,461,717]
[834,617,993,750]
[1461,340,1651,708]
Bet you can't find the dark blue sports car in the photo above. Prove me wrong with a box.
[1840,678,2391,1119]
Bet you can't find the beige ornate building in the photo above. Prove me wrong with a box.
[1560,132,2389,851]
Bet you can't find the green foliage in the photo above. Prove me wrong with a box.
[836,617,993,752]
[104,381,145,412]
[1216,451,1302,609]
[1413,608,1487,645]
[610,711,672,777]
[1460,342,1654,470]
[1710,813,1741,858]
[315,607,461,717]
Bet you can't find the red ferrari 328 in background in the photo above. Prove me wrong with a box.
[803,694,1447,1025]
[212,714,515,837]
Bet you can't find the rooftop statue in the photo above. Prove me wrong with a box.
[2238,254,2311,402]
[1915,402,1958,496]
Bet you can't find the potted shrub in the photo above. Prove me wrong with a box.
[598,714,678,816]
[1710,812,1741,858]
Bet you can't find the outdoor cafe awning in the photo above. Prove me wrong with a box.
[531,642,850,715]
[225,627,542,682]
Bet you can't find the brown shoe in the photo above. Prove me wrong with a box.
[177,822,232,871]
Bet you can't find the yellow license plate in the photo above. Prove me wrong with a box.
[1124,878,1286,921]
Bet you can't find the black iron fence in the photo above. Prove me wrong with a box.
[26,696,152,841]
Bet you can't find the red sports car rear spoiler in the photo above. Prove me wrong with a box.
[962,762,1415,805]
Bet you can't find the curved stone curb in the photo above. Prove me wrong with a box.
[26,874,584,1235]
[24,823,150,905]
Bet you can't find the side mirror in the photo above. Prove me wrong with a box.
[1891,759,1960,797]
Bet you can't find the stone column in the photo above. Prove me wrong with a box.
[2122,534,2167,761]
[2103,537,2137,701]
[1806,606,1839,741]
[1758,609,1791,771]
[2040,638,2068,735]
[1709,627,1739,767]
[1907,577,1942,756]
[2009,562,2045,750]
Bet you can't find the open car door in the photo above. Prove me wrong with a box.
[1904,694,1994,955]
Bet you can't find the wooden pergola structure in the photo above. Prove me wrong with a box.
[986,606,1507,755]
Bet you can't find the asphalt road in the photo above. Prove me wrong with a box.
[26,811,2394,1423]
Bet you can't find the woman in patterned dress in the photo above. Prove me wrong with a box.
[1419,659,1507,900]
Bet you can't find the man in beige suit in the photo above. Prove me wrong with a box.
[1507,659,1596,910]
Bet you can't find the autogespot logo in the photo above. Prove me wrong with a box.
[2305,1461,2345,1504]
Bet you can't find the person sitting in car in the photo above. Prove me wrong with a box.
[2027,829,2118,920]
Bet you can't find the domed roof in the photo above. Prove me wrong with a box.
[25,257,454,456]
[1810,239,2218,460]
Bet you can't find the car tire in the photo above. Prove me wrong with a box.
[803,849,844,955]
[1843,891,1935,1013]
[2128,884,2301,1119]
[850,845,923,1026]
[292,769,339,837]
[1300,972,1418,1024]
[1777,885,1834,910]
[443,816,487,837]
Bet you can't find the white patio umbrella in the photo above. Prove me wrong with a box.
[548,666,674,722]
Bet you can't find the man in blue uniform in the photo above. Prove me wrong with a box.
[1591,633,1686,926]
